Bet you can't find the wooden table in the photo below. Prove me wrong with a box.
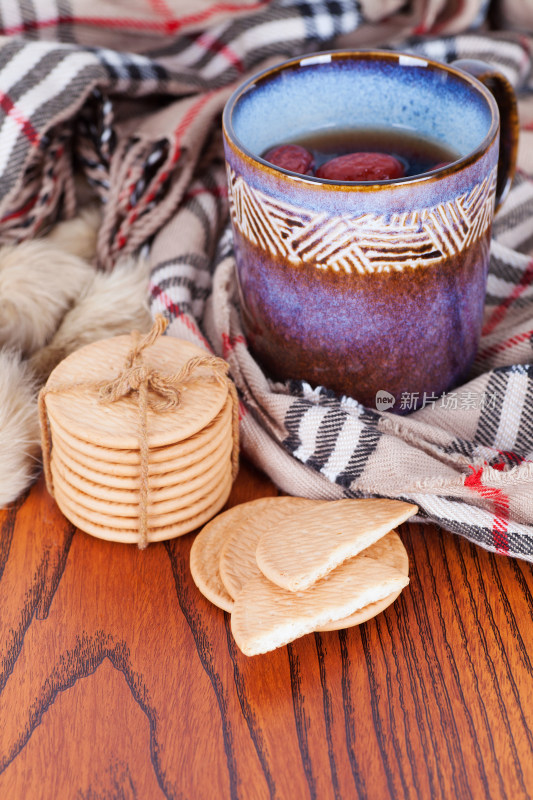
[0,459,532,799]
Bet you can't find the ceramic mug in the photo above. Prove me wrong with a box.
[222,50,518,412]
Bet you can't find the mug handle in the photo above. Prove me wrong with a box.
[452,59,519,211]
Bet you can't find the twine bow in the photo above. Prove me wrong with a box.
[99,315,184,411]
[39,315,240,549]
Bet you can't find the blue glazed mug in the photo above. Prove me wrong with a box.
[222,51,518,412]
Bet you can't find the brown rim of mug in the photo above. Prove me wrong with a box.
[222,48,500,192]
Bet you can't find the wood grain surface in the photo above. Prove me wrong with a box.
[0,460,532,800]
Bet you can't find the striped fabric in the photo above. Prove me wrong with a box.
[1,0,533,560]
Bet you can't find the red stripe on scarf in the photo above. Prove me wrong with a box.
[1,193,38,223]
[0,2,271,36]
[172,90,221,158]
[0,91,38,144]
[476,328,533,362]
[195,31,244,72]
[464,466,510,553]
[221,332,246,357]
[493,449,525,465]
[150,284,212,350]
[482,258,533,337]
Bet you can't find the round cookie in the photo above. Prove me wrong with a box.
[317,589,403,631]
[51,456,232,526]
[219,497,323,598]
[53,474,233,544]
[50,409,231,488]
[355,528,409,574]
[190,497,322,613]
[255,498,417,592]
[44,334,228,449]
[190,507,244,612]
[317,531,409,631]
[48,396,232,469]
[52,434,233,502]
[231,554,409,656]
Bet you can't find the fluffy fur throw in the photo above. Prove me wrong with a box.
[0,208,152,507]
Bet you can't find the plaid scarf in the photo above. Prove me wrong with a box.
[1,0,533,561]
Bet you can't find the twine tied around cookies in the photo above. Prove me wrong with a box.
[39,315,240,549]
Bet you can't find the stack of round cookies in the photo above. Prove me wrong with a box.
[39,320,238,547]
